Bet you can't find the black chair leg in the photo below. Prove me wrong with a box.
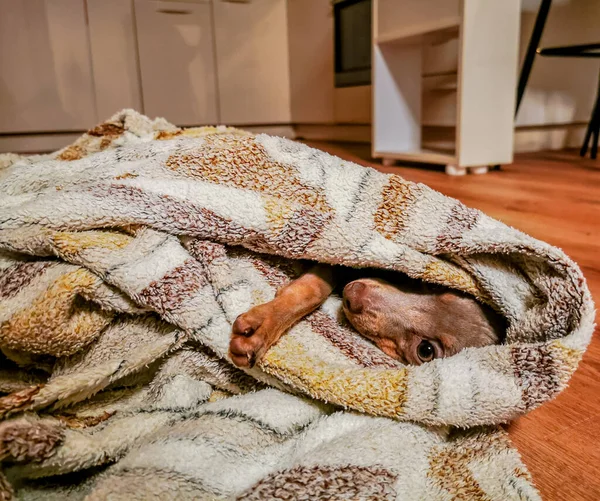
[591,120,599,160]
[581,74,600,159]
[515,0,553,117]
[580,113,595,157]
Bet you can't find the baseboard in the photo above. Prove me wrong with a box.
[421,123,588,154]
[293,124,371,143]
[0,132,83,154]
[293,122,589,153]
[1,121,588,155]
[513,123,587,153]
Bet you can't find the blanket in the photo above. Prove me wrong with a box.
[0,110,594,500]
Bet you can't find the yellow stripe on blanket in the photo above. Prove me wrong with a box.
[51,231,132,260]
[0,268,113,356]
[260,336,409,417]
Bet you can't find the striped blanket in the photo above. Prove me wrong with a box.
[0,110,594,500]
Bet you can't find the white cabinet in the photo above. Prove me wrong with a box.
[134,0,218,126]
[0,0,97,133]
[0,0,301,139]
[213,0,291,125]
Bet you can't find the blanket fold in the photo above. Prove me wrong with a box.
[0,110,594,500]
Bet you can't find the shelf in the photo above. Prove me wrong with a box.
[375,20,459,46]
[422,72,458,92]
[373,149,456,165]
[373,0,520,170]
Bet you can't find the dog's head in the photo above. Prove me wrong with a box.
[342,277,504,365]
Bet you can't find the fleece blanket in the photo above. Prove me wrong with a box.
[0,110,594,500]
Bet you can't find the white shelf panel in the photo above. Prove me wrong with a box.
[422,73,458,92]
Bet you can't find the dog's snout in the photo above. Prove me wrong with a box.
[343,281,367,314]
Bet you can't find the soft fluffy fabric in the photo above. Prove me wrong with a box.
[0,110,594,500]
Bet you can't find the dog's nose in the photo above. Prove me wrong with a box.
[343,281,366,314]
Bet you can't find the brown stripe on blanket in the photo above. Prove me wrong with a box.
[0,261,54,301]
[56,411,116,430]
[195,208,273,252]
[165,134,332,215]
[92,184,273,250]
[184,240,227,265]
[307,311,401,369]
[510,344,564,410]
[0,417,64,462]
[55,118,127,162]
[138,259,209,314]
[427,429,511,501]
[86,122,125,138]
[375,174,422,241]
[155,129,182,140]
[435,202,480,254]
[0,386,41,420]
[269,206,333,255]
[238,464,398,501]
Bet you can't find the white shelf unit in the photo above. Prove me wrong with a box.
[372,0,521,173]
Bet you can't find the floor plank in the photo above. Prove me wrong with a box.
[305,142,600,500]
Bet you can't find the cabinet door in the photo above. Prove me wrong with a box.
[134,0,218,126]
[87,0,143,119]
[213,0,291,124]
[0,0,97,133]
[288,0,334,124]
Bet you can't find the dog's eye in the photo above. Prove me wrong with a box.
[417,340,435,362]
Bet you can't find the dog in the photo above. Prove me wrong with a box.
[229,264,505,368]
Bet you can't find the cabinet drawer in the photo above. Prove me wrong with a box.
[135,0,218,125]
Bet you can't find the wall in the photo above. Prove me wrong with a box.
[515,0,599,151]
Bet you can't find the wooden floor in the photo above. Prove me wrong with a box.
[307,143,600,501]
